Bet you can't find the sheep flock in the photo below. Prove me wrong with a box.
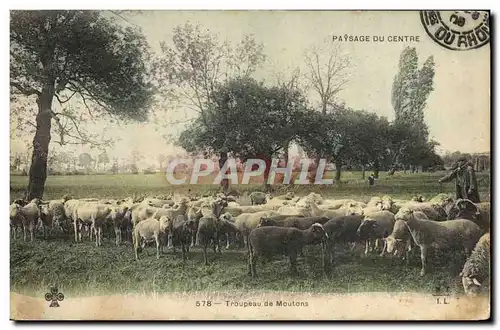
[10,191,490,296]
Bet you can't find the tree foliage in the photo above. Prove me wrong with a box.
[177,76,310,178]
[10,10,154,199]
[390,46,436,167]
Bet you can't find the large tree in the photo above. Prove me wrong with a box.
[10,10,154,199]
[390,46,436,169]
[178,77,309,187]
[154,23,265,192]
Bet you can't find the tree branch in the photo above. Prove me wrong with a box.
[10,82,41,97]
[54,90,77,104]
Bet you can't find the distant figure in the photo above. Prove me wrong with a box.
[368,174,375,186]
[438,156,480,203]
[388,167,396,176]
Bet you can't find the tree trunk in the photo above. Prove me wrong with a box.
[361,165,366,180]
[219,151,229,195]
[374,160,380,179]
[26,84,54,200]
[335,160,342,182]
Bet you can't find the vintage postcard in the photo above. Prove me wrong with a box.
[9,10,490,320]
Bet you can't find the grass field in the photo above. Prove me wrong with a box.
[10,171,491,297]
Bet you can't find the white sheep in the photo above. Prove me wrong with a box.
[398,208,483,276]
[73,202,112,246]
[133,216,169,260]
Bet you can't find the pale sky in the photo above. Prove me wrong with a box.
[10,11,491,167]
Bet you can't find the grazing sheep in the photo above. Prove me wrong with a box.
[73,203,112,246]
[386,211,428,263]
[227,210,279,247]
[356,211,396,255]
[276,206,311,217]
[460,233,490,296]
[130,203,156,227]
[133,217,168,261]
[196,216,222,265]
[186,206,203,247]
[239,204,276,213]
[398,202,447,221]
[321,214,365,266]
[13,199,41,242]
[323,214,364,245]
[218,217,239,249]
[447,199,490,232]
[366,197,383,210]
[165,215,198,261]
[257,216,330,230]
[295,193,324,208]
[307,201,360,219]
[221,204,243,217]
[320,199,366,210]
[248,223,329,277]
[107,204,131,246]
[249,192,269,205]
[385,220,416,263]
[429,193,455,210]
[399,209,483,276]
[143,197,175,208]
[9,203,26,239]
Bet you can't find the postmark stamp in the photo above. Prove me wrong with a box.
[420,11,490,51]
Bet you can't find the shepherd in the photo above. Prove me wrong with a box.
[438,156,480,203]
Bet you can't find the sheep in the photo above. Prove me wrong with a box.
[295,193,324,208]
[13,199,41,242]
[323,214,364,245]
[384,220,415,263]
[364,196,394,214]
[196,216,223,265]
[320,199,366,210]
[385,211,429,263]
[73,202,112,246]
[271,192,295,201]
[239,204,276,213]
[307,200,361,219]
[225,210,279,247]
[186,206,203,247]
[39,202,65,238]
[460,233,490,296]
[249,191,269,205]
[218,217,239,250]
[220,204,243,217]
[107,204,131,246]
[356,210,396,256]
[321,214,364,266]
[153,198,192,249]
[398,208,483,276]
[248,223,329,277]
[143,197,175,208]
[398,201,447,221]
[429,193,455,210]
[130,203,157,227]
[257,216,330,230]
[165,215,197,261]
[447,199,490,232]
[276,206,311,217]
[133,217,168,260]
[9,203,25,239]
